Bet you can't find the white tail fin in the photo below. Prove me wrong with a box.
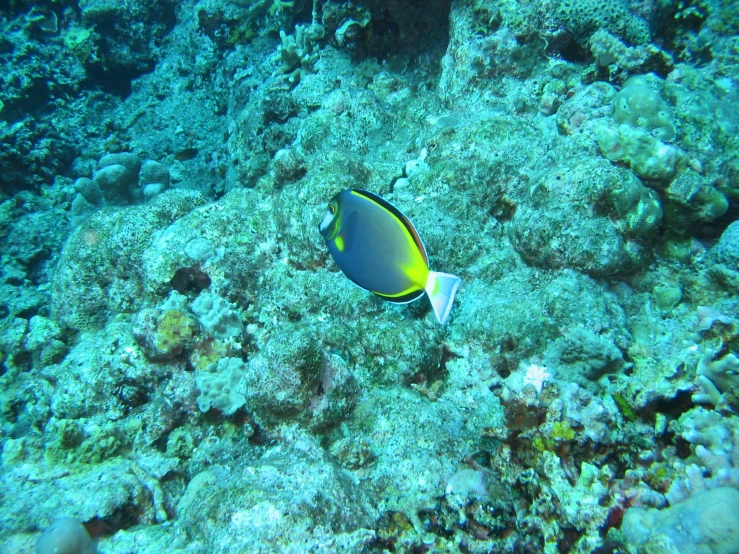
[425,271,462,325]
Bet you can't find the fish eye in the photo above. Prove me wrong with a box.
[328,205,336,214]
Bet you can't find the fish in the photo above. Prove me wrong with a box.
[318,189,462,324]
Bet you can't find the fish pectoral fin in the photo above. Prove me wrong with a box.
[337,211,358,251]
[425,271,462,324]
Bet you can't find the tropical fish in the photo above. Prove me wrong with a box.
[318,189,461,324]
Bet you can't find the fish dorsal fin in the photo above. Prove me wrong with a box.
[353,189,428,265]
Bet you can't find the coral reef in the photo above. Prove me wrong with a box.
[708,220,739,292]
[662,407,739,504]
[273,24,324,85]
[509,158,661,276]
[0,0,738,552]
[36,517,96,554]
[613,75,677,141]
[195,357,247,416]
[51,190,206,332]
[549,0,651,46]
[621,487,739,554]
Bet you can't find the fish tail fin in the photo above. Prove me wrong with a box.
[425,271,462,325]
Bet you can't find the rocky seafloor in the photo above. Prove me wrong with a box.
[1,0,739,552]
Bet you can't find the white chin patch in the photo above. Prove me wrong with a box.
[319,211,334,234]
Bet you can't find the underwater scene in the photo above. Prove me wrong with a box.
[1,0,739,552]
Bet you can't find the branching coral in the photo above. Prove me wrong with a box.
[664,408,739,505]
[273,23,324,85]
[692,352,739,405]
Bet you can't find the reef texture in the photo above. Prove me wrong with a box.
[1,0,739,553]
